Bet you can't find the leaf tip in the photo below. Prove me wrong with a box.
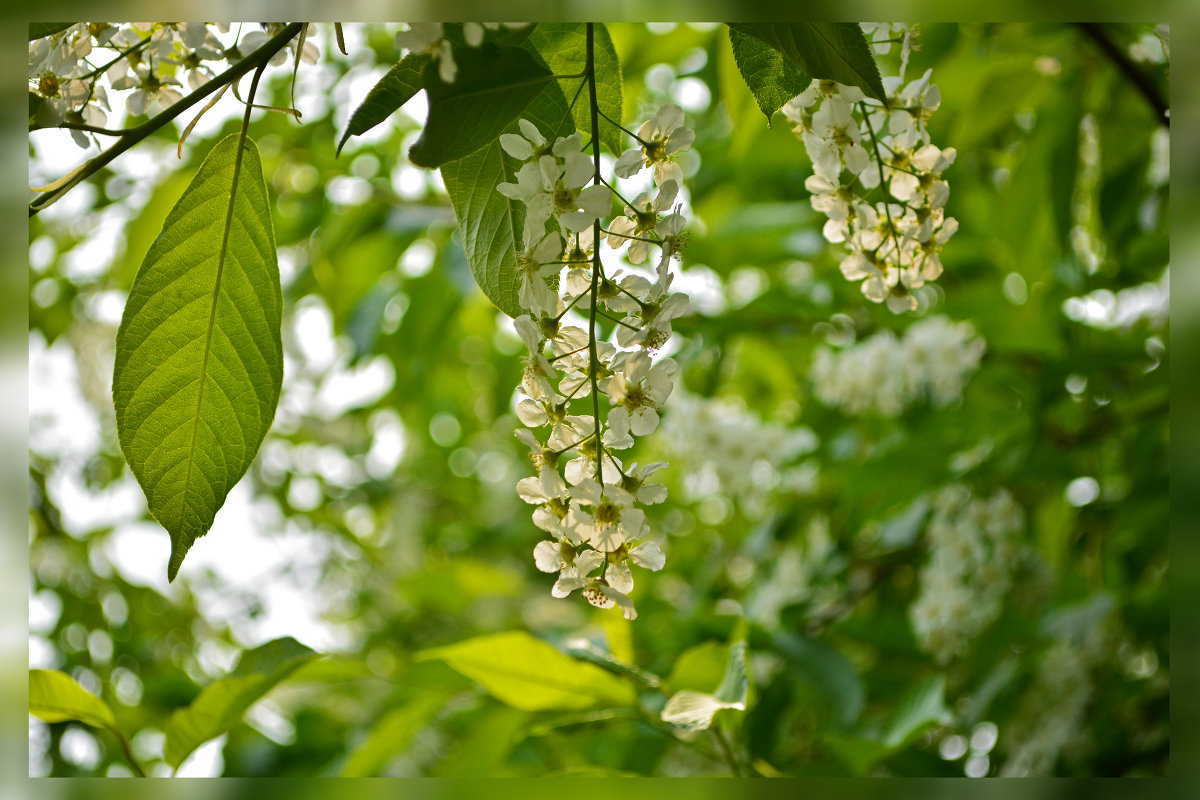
[167,536,189,583]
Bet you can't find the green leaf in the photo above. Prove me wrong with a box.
[527,23,624,154]
[772,631,865,728]
[340,694,447,777]
[727,23,886,103]
[29,23,75,41]
[728,26,811,122]
[883,675,951,748]
[337,52,428,156]
[29,669,118,732]
[714,640,749,706]
[440,79,572,318]
[416,631,636,711]
[821,732,895,776]
[163,637,319,770]
[112,133,282,583]
[661,641,749,732]
[409,44,554,168]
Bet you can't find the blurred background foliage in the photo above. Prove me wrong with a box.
[28,22,1167,777]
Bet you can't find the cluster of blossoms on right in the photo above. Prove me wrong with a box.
[783,25,957,313]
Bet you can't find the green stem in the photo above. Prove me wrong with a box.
[711,720,744,777]
[586,24,604,483]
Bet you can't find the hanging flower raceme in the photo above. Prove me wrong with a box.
[783,26,958,313]
[501,106,694,619]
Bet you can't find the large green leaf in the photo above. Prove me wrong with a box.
[336,52,428,156]
[526,23,623,155]
[163,637,318,770]
[727,23,886,103]
[728,25,811,122]
[409,44,554,168]
[416,631,636,711]
[29,669,119,732]
[440,78,572,318]
[112,133,282,583]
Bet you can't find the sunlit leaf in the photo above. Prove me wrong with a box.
[728,23,886,103]
[29,669,118,732]
[417,631,636,711]
[337,52,428,156]
[112,133,281,582]
[440,78,572,317]
[527,23,624,154]
[163,637,319,770]
[409,44,554,168]
[728,26,811,122]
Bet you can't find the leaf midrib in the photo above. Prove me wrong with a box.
[178,135,251,541]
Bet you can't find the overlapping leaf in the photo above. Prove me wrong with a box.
[409,44,554,168]
[336,52,428,155]
[440,77,572,318]
[728,23,886,103]
[112,133,281,582]
[527,23,624,154]
[163,637,318,770]
[728,26,812,122]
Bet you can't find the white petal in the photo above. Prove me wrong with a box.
[500,133,534,160]
[630,541,665,571]
[534,540,563,572]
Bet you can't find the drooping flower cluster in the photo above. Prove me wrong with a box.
[909,484,1024,663]
[395,22,529,84]
[661,388,819,519]
[783,27,957,313]
[809,315,985,416]
[29,23,318,148]
[502,105,694,619]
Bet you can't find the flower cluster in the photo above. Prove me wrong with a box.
[395,22,529,84]
[30,23,318,148]
[909,484,1024,663]
[782,30,957,312]
[503,105,694,619]
[662,388,819,519]
[809,315,985,417]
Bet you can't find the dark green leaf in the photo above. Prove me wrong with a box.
[883,675,951,748]
[113,133,282,582]
[728,26,811,122]
[409,44,554,168]
[727,23,886,103]
[163,638,319,770]
[29,23,75,41]
[440,78,572,317]
[337,52,428,156]
[526,23,624,154]
[773,631,865,728]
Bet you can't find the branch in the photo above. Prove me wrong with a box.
[1077,23,1169,128]
[29,22,303,216]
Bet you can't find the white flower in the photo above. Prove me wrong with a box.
[607,352,678,436]
[614,104,695,187]
[603,539,666,594]
[606,180,679,264]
